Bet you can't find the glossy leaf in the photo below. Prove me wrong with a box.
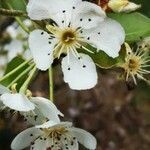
[1,0,26,11]
[108,13,150,42]
[0,56,30,90]
[79,45,126,69]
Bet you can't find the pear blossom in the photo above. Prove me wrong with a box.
[27,0,125,90]
[0,85,63,124]
[120,43,150,84]
[11,121,97,150]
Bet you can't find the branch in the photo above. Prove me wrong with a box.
[0,8,27,17]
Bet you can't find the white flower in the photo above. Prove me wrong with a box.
[5,19,32,61]
[27,0,125,90]
[0,85,63,124]
[11,121,97,150]
[107,0,141,13]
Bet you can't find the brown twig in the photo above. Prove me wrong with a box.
[0,8,27,17]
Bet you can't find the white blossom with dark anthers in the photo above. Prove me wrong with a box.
[27,0,125,90]
[0,85,63,124]
[107,0,141,13]
[11,121,97,150]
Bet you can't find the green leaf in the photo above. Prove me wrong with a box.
[108,13,150,42]
[1,0,27,11]
[79,45,126,68]
[0,56,29,90]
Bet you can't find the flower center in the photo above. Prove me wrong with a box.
[61,30,76,44]
[128,57,140,72]
[43,127,68,139]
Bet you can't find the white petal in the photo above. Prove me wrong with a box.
[121,2,141,13]
[70,127,97,150]
[22,108,47,125]
[11,127,42,150]
[4,40,23,62]
[27,0,81,20]
[83,18,125,58]
[108,0,141,13]
[0,84,10,95]
[29,29,57,70]
[61,53,98,90]
[61,135,79,150]
[0,93,35,111]
[31,97,63,123]
[30,138,47,150]
[36,121,72,129]
[36,120,58,129]
[27,0,52,20]
[72,1,106,29]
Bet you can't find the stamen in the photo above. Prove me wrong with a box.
[58,44,65,58]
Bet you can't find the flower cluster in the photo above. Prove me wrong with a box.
[0,0,149,149]
[0,84,97,150]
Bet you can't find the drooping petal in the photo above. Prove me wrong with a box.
[0,84,10,95]
[36,120,58,129]
[27,0,81,20]
[70,127,97,150]
[36,121,72,129]
[83,18,125,58]
[0,93,35,111]
[61,53,98,90]
[31,97,63,123]
[11,127,42,150]
[22,108,47,125]
[71,1,106,29]
[29,29,57,70]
